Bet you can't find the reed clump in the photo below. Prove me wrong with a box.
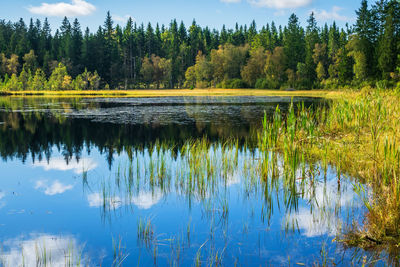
[258,88,400,250]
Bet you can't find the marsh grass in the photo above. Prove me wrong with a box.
[81,133,354,266]
[137,216,155,248]
[257,88,400,256]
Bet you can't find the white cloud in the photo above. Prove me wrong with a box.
[313,6,350,21]
[113,14,135,23]
[0,192,5,209]
[28,0,96,17]
[87,193,123,209]
[274,10,287,16]
[87,190,162,210]
[288,207,338,237]
[248,0,312,9]
[132,190,162,210]
[0,233,88,266]
[287,179,360,237]
[35,180,74,196]
[33,157,97,174]
[225,171,241,187]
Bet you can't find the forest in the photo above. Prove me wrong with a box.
[0,0,399,91]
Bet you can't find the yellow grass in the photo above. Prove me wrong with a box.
[1,89,345,98]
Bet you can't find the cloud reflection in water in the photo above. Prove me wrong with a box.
[32,157,98,174]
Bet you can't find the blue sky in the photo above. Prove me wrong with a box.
[0,0,361,32]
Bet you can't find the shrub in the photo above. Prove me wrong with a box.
[196,81,208,89]
[255,78,268,89]
[227,78,246,89]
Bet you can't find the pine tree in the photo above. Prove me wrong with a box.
[354,0,378,76]
[71,18,83,76]
[377,0,400,78]
[283,14,305,71]
[304,12,319,87]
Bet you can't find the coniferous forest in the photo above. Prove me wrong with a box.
[0,0,399,91]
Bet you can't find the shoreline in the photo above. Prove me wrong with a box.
[0,89,346,98]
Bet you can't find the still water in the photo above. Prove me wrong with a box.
[0,96,370,266]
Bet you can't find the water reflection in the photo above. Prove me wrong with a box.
[132,190,163,210]
[0,96,321,167]
[0,233,88,266]
[33,157,98,174]
[0,96,374,266]
[0,192,5,209]
[35,180,74,196]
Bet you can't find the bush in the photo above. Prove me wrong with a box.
[228,78,246,89]
[196,81,208,89]
[254,78,280,89]
[376,80,389,90]
[395,82,400,95]
[216,79,246,89]
[321,78,339,89]
[255,78,268,89]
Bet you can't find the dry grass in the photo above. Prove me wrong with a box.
[1,88,343,98]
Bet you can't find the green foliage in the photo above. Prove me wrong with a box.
[0,62,103,91]
[316,61,326,82]
[31,69,46,90]
[241,47,267,87]
[255,78,280,89]
[23,50,37,73]
[0,1,399,90]
[217,78,246,89]
[5,74,22,91]
[47,63,72,90]
[140,54,172,88]
[264,47,286,86]
[283,14,305,71]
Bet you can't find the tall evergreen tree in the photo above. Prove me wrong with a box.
[304,12,319,87]
[283,14,305,72]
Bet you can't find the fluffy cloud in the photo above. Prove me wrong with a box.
[248,0,312,9]
[87,193,123,209]
[113,15,135,23]
[33,157,97,174]
[132,190,163,210]
[87,190,163,210]
[35,180,74,196]
[313,6,350,21]
[287,178,360,237]
[28,0,96,17]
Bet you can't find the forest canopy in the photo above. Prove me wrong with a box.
[0,0,399,90]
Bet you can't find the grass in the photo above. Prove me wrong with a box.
[0,88,343,98]
[257,87,400,256]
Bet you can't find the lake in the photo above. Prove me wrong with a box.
[0,96,371,266]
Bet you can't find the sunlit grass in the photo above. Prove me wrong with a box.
[2,89,342,98]
[256,87,400,255]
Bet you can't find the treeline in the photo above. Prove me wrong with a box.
[0,0,399,90]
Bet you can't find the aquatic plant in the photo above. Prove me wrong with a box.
[257,89,400,254]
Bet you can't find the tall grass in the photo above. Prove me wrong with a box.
[258,88,400,253]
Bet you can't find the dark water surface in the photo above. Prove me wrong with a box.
[0,96,372,266]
